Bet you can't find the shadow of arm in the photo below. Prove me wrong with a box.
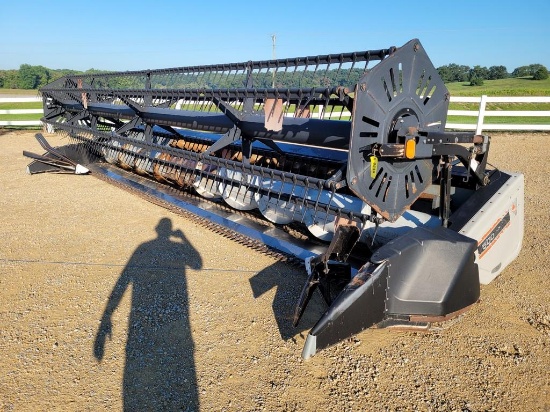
[93,271,131,361]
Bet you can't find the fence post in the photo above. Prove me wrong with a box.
[475,95,487,135]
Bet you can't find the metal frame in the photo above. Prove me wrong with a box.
[36,38,521,359]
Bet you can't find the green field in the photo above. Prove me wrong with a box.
[0,113,41,121]
[0,88,40,96]
[0,101,42,110]
[445,77,550,97]
[444,77,550,125]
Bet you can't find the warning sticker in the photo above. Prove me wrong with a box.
[370,156,378,178]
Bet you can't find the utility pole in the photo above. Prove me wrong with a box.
[271,34,276,87]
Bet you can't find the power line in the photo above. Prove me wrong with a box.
[271,34,276,87]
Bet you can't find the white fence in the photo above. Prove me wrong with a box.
[446,95,550,133]
[307,95,550,133]
[0,97,42,126]
[1,95,549,133]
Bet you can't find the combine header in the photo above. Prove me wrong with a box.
[39,39,523,358]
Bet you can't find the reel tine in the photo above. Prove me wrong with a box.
[207,159,218,195]
[322,187,337,229]
[274,170,285,209]
[289,176,300,222]
[298,179,311,225]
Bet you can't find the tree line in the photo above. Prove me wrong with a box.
[1,61,548,90]
[436,63,548,85]
[0,65,105,90]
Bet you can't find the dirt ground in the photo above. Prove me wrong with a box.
[0,130,548,411]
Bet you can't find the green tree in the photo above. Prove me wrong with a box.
[532,66,549,80]
[469,65,489,82]
[488,65,508,80]
[512,66,530,77]
[470,77,484,86]
[49,69,82,83]
[0,70,20,88]
[18,64,51,89]
[437,63,470,82]
[512,64,547,78]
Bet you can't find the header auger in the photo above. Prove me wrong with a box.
[37,39,524,358]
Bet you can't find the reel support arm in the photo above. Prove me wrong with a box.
[293,223,360,327]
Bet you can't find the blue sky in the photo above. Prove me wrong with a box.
[1,0,548,72]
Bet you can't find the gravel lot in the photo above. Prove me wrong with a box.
[0,130,549,411]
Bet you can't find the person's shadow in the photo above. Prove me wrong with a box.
[94,217,202,411]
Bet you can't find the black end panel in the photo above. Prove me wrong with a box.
[372,226,480,316]
[302,226,480,359]
[305,262,389,356]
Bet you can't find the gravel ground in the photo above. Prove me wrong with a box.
[0,130,549,411]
